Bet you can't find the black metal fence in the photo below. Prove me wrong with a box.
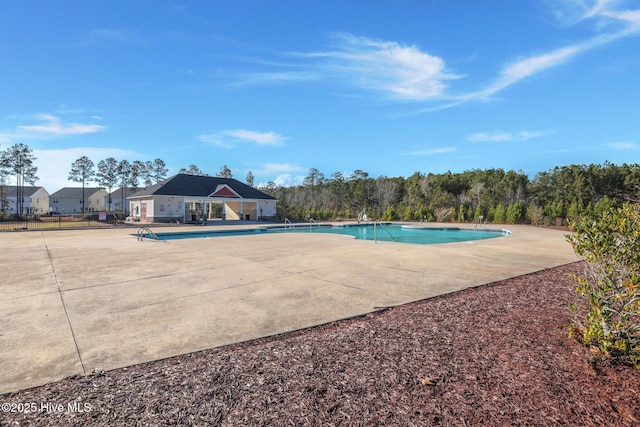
[0,213,125,231]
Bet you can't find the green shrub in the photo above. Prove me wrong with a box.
[474,205,484,223]
[402,206,413,221]
[566,200,582,223]
[593,196,614,217]
[434,207,455,222]
[527,204,544,225]
[506,200,526,224]
[566,203,640,368]
[493,203,505,223]
[416,205,430,222]
[381,205,398,221]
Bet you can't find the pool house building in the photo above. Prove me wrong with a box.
[127,174,276,223]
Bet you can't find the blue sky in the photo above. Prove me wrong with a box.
[1,0,639,192]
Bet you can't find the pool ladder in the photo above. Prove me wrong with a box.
[284,218,295,231]
[357,208,367,223]
[137,226,161,242]
[374,220,396,243]
[309,218,320,229]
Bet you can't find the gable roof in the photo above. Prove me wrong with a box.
[109,187,144,199]
[49,187,107,198]
[211,185,239,198]
[129,174,275,200]
[4,186,48,197]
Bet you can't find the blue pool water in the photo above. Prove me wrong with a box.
[147,224,509,245]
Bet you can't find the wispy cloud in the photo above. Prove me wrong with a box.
[230,71,320,87]
[197,134,229,148]
[255,163,305,175]
[272,174,305,187]
[405,147,458,156]
[550,0,640,28]
[234,33,460,101]
[17,114,105,136]
[231,1,638,110]
[468,130,550,142]
[466,1,640,102]
[469,46,582,100]
[398,1,640,114]
[198,129,287,148]
[86,29,145,46]
[309,33,462,101]
[223,129,287,145]
[608,140,638,149]
[1,114,105,142]
[252,163,306,187]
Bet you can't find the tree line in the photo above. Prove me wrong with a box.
[0,143,38,214]
[2,142,639,222]
[177,163,255,186]
[66,156,170,211]
[258,163,640,225]
[67,160,250,211]
[0,142,253,214]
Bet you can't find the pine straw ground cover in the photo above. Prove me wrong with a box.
[3,262,640,426]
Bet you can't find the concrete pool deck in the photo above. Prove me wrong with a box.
[0,223,580,394]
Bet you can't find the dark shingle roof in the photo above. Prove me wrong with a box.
[129,174,275,200]
[109,187,143,198]
[5,186,48,197]
[49,187,106,198]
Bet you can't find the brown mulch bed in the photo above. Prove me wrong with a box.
[2,261,639,426]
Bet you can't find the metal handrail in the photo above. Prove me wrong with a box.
[309,218,320,228]
[137,226,161,241]
[284,218,295,231]
[357,208,367,223]
[374,221,396,243]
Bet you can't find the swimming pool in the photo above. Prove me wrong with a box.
[145,223,510,245]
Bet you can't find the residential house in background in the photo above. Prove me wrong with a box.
[106,187,144,213]
[49,187,109,214]
[128,174,276,223]
[0,186,50,215]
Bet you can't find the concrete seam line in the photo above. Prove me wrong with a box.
[41,232,87,376]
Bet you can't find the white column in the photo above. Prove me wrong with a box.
[203,199,208,221]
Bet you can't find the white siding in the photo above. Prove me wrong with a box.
[152,196,183,219]
[259,200,277,218]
